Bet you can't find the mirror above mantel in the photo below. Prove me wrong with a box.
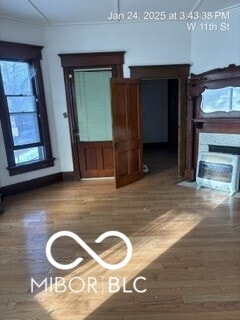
[188,64,240,119]
[201,86,240,114]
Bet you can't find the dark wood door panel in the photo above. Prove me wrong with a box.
[85,148,98,170]
[117,147,142,176]
[128,83,141,139]
[102,147,114,170]
[117,152,128,177]
[115,169,143,188]
[111,78,143,188]
[79,141,114,178]
[131,148,141,172]
[113,83,128,141]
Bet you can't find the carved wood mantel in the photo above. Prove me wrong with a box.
[185,64,240,181]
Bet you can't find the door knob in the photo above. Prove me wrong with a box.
[114,142,119,150]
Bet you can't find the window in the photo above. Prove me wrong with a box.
[74,69,112,142]
[0,41,54,175]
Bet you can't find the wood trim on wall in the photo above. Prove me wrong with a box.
[0,41,43,60]
[0,172,75,198]
[62,171,75,181]
[59,52,125,72]
[62,67,81,180]
[0,173,62,198]
[130,65,190,78]
[130,64,191,177]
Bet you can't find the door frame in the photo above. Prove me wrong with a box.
[129,64,190,176]
[59,52,125,180]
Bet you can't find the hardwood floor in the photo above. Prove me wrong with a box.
[0,167,240,320]
[143,144,177,173]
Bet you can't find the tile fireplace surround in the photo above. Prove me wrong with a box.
[198,133,240,154]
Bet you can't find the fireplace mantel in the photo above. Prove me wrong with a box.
[185,64,240,181]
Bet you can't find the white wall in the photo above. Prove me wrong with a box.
[191,7,240,74]
[44,21,191,171]
[141,79,168,143]
[0,7,239,186]
[0,19,60,187]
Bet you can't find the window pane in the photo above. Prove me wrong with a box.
[0,61,34,95]
[74,70,112,142]
[0,42,54,175]
[14,146,43,164]
[7,96,37,113]
[10,113,40,146]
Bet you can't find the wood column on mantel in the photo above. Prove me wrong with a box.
[185,96,195,181]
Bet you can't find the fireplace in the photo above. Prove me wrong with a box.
[185,65,240,183]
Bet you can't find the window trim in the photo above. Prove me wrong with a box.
[0,41,55,176]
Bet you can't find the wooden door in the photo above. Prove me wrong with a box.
[111,79,143,188]
[73,69,114,178]
[59,52,125,180]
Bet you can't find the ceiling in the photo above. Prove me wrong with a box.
[0,0,240,26]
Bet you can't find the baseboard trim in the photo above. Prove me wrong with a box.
[81,177,114,181]
[0,171,107,198]
[0,172,63,198]
[62,171,75,181]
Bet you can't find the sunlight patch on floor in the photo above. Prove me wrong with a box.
[34,208,205,319]
[177,181,232,210]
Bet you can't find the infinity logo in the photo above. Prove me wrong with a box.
[46,231,133,270]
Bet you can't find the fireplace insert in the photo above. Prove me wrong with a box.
[196,152,240,195]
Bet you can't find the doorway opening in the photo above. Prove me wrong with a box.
[141,78,178,173]
[130,64,190,177]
